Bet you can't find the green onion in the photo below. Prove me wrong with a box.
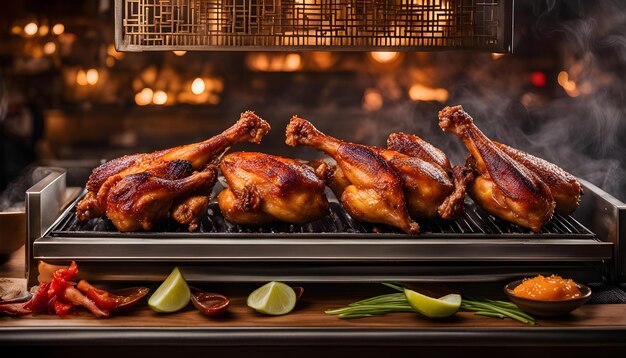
[324,283,536,325]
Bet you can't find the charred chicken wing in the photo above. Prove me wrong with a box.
[438,105,556,232]
[286,116,419,234]
[218,152,330,225]
[76,111,271,232]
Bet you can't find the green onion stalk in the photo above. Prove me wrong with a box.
[324,283,536,325]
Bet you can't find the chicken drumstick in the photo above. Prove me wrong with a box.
[286,116,419,234]
[438,105,555,232]
[76,111,271,232]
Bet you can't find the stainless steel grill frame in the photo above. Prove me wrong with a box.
[25,169,624,286]
[114,0,514,52]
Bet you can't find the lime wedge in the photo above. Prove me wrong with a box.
[148,267,191,313]
[247,281,296,316]
[404,288,461,318]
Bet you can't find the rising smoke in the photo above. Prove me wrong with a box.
[332,0,626,201]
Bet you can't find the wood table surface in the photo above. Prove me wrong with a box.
[2,245,626,355]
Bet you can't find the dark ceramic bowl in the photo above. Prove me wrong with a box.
[504,279,592,317]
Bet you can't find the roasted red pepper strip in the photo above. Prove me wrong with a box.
[23,282,52,314]
[0,282,52,316]
[51,296,74,317]
[61,285,109,318]
[0,302,32,316]
[76,280,147,312]
[48,261,78,298]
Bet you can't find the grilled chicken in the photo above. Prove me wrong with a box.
[493,142,582,215]
[286,116,419,234]
[386,132,474,220]
[170,195,211,232]
[218,152,329,225]
[310,136,467,220]
[76,111,271,232]
[438,105,556,232]
[307,158,351,200]
[387,132,452,170]
[372,147,454,219]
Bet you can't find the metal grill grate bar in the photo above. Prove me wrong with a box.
[50,199,596,239]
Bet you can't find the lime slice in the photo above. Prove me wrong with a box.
[404,288,461,318]
[148,267,191,313]
[247,281,296,316]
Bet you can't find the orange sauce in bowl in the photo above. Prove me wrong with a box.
[513,275,582,301]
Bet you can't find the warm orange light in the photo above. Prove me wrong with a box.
[86,69,99,85]
[76,70,88,86]
[153,90,168,105]
[52,23,64,35]
[408,84,449,103]
[247,53,269,71]
[557,71,569,87]
[11,26,22,35]
[284,53,302,71]
[311,52,336,70]
[191,78,205,95]
[38,25,49,36]
[491,53,505,60]
[362,89,384,112]
[369,52,400,64]
[24,22,38,36]
[107,44,124,60]
[43,42,56,55]
[135,88,153,106]
[173,51,187,57]
[105,56,116,67]
[557,71,579,97]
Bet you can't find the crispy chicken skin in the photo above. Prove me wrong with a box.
[218,152,329,225]
[439,105,555,232]
[307,158,352,199]
[171,196,211,232]
[493,142,582,215]
[387,132,452,170]
[106,166,217,232]
[386,132,472,220]
[372,148,454,219]
[286,116,419,234]
[76,111,270,232]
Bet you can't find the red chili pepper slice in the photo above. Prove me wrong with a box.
[23,282,52,314]
[48,261,78,298]
[51,296,74,317]
[76,280,149,312]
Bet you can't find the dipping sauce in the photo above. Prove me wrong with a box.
[513,275,582,301]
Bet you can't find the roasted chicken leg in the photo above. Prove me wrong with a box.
[286,116,419,234]
[76,111,271,232]
[493,142,582,215]
[387,132,452,170]
[310,138,464,220]
[386,132,474,220]
[218,152,329,225]
[438,105,555,232]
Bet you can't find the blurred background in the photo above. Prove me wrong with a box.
[0,0,625,206]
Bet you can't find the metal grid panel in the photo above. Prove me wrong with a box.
[115,0,513,52]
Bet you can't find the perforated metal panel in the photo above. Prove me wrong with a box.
[115,0,513,52]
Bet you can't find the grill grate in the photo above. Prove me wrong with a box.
[115,0,513,52]
[50,199,595,239]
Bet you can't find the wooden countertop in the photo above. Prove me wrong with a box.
[2,246,626,351]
